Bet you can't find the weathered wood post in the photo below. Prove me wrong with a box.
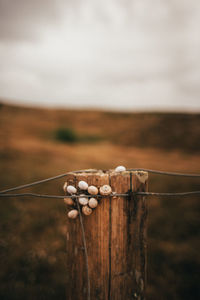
[65,170,148,300]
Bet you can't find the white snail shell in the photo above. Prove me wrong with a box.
[68,209,79,219]
[78,194,89,206]
[82,205,92,216]
[64,197,74,206]
[88,185,99,195]
[100,185,112,196]
[88,198,98,208]
[115,165,126,172]
[78,180,89,190]
[63,182,68,192]
[67,185,77,194]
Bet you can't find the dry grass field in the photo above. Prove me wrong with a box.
[0,103,200,299]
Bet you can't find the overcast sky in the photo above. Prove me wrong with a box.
[0,0,200,111]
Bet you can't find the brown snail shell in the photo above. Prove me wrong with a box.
[68,209,79,219]
[63,182,68,192]
[88,198,98,208]
[99,185,112,196]
[82,205,92,216]
[88,185,98,195]
[64,197,74,206]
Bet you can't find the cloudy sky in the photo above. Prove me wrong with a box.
[0,0,200,111]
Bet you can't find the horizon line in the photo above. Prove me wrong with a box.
[1,97,200,114]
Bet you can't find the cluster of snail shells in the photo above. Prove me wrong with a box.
[63,180,112,219]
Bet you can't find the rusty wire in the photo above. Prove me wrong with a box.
[0,168,199,300]
[0,168,200,195]
[75,198,91,300]
[0,169,98,194]
[127,168,200,177]
[0,191,200,199]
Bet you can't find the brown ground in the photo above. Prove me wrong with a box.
[0,103,199,299]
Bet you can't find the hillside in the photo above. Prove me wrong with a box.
[0,103,199,300]
[0,103,200,152]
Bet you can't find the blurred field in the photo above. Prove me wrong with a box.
[0,103,200,300]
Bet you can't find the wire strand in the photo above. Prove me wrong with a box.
[0,191,200,199]
[127,168,200,177]
[133,191,200,196]
[0,168,199,195]
[0,166,199,300]
[0,193,64,199]
[0,169,98,194]
[75,198,91,300]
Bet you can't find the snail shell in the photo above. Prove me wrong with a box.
[78,180,89,190]
[63,182,68,192]
[79,194,89,206]
[64,197,74,206]
[100,185,112,196]
[82,205,92,216]
[88,185,99,195]
[67,185,77,194]
[68,209,79,219]
[88,198,98,208]
[115,165,126,172]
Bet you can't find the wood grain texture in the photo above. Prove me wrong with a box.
[131,171,148,300]
[65,170,148,300]
[109,171,132,299]
[65,171,110,300]
[109,171,148,300]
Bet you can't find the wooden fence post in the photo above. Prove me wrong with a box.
[65,170,148,300]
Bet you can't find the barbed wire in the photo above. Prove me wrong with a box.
[0,168,199,195]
